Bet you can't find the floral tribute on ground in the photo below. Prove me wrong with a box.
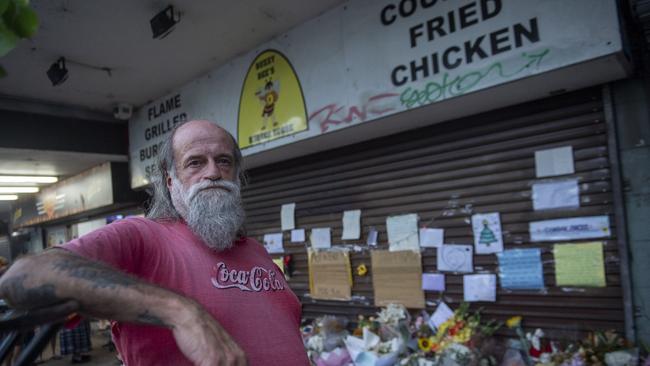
[300,303,643,366]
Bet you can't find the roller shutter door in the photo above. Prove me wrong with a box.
[242,86,625,338]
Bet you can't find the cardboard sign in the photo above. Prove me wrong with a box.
[309,250,352,300]
[371,250,425,309]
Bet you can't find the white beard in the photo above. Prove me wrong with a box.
[170,175,245,251]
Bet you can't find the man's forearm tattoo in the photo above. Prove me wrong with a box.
[1,274,59,308]
[51,254,137,290]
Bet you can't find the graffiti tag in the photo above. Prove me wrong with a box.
[400,48,550,109]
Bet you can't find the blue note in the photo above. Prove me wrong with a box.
[497,248,544,290]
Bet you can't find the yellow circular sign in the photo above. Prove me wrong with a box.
[238,50,308,148]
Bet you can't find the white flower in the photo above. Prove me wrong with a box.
[306,334,324,353]
[377,303,407,326]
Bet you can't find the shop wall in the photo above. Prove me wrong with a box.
[612,77,650,345]
[128,0,626,189]
[242,87,625,339]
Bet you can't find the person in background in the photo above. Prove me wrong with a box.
[0,120,309,366]
[59,318,91,364]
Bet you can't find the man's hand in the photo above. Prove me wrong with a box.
[172,300,247,366]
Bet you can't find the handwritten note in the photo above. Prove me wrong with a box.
[437,245,473,273]
[263,233,283,254]
[291,229,305,242]
[497,249,544,290]
[309,249,352,300]
[535,146,575,178]
[310,228,332,249]
[422,273,445,291]
[342,210,362,240]
[532,179,580,211]
[463,274,497,302]
[553,242,606,287]
[419,228,443,248]
[428,302,454,329]
[371,250,425,309]
[386,214,419,251]
[281,203,296,231]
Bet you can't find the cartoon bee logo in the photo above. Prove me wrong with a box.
[255,79,280,130]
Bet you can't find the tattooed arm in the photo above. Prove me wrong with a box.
[0,249,247,366]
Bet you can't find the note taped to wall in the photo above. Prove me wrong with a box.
[371,250,425,309]
[281,203,296,231]
[342,210,361,240]
[497,248,544,290]
[530,216,610,242]
[553,242,606,287]
[309,249,352,300]
[386,214,419,251]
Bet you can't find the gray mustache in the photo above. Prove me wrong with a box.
[187,180,240,202]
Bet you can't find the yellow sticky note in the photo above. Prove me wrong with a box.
[553,242,606,287]
[272,258,284,273]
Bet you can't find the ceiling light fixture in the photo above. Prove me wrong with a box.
[0,187,39,193]
[0,195,18,201]
[47,57,69,86]
[150,5,180,39]
[0,176,58,184]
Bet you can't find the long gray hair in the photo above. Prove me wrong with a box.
[146,120,245,220]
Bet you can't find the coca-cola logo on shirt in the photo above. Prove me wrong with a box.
[211,262,285,292]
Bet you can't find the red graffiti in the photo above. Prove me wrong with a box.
[309,93,400,133]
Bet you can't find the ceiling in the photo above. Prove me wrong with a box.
[0,0,347,221]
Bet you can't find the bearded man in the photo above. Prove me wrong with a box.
[0,120,310,366]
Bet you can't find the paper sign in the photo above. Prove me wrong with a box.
[437,245,473,273]
[272,258,285,273]
[386,214,419,251]
[310,228,332,249]
[472,212,504,254]
[530,216,611,242]
[281,203,296,231]
[463,274,497,302]
[419,228,443,248]
[535,146,575,178]
[367,228,378,246]
[553,242,606,287]
[532,179,580,211]
[497,249,544,290]
[371,250,425,308]
[422,273,445,291]
[342,210,362,240]
[263,233,284,253]
[291,229,305,242]
[428,302,454,329]
[309,249,352,300]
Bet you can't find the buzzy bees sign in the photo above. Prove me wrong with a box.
[237,50,308,148]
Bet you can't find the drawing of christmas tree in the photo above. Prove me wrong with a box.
[479,220,497,246]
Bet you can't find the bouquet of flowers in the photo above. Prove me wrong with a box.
[401,303,502,366]
[344,304,410,365]
[302,316,353,366]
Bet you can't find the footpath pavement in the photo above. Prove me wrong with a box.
[35,325,120,366]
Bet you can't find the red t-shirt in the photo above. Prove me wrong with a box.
[61,217,309,366]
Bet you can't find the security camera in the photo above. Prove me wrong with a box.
[113,103,133,120]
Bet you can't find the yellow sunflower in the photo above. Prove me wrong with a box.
[417,337,432,351]
[356,264,368,276]
[506,316,522,329]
